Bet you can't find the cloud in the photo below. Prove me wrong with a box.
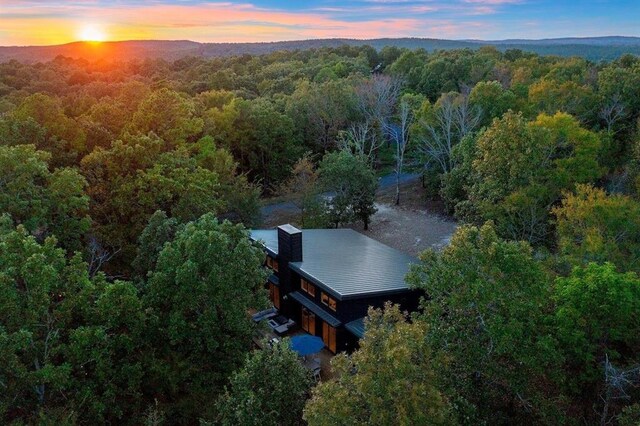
[462,0,523,4]
[0,0,524,45]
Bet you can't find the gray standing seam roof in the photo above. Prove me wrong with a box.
[251,229,279,255]
[250,228,417,301]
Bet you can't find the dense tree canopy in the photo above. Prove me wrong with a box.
[1,43,640,425]
[406,223,560,424]
[456,111,603,244]
[0,225,149,423]
[0,144,90,251]
[553,184,640,273]
[0,215,270,424]
[144,214,268,422]
[554,263,640,423]
[215,341,312,426]
[304,304,450,426]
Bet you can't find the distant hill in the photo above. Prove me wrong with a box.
[1,36,639,63]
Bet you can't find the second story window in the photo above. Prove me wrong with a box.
[321,292,337,311]
[301,278,316,297]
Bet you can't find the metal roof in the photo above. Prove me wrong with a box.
[345,317,366,339]
[250,229,279,255]
[250,228,417,300]
[289,291,342,327]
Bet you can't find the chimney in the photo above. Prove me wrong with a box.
[277,224,302,262]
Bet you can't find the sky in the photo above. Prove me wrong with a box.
[0,0,639,46]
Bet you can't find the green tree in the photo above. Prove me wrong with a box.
[234,98,301,188]
[406,222,560,424]
[280,153,327,227]
[82,135,224,268]
[0,225,149,424]
[618,404,640,426]
[304,304,450,426]
[469,111,602,244]
[121,151,223,227]
[215,341,312,426]
[128,88,203,146]
[0,144,90,251]
[528,79,595,119]
[193,136,261,226]
[143,215,268,422]
[65,280,150,423]
[468,80,516,127]
[81,133,165,256]
[318,151,377,230]
[598,59,640,130]
[553,184,640,273]
[554,263,640,422]
[286,80,357,152]
[132,210,182,280]
[0,116,46,148]
[11,93,87,164]
[439,133,478,218]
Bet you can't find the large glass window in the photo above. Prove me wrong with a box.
[302,308,316,335]
[269,283,280,309]
[321,292,337,311]
[323,322,337,353]
[301,278,316,297]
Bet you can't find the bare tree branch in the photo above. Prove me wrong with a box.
[599,95,627,133]
[416,92,481,175]
[86,235,121,278]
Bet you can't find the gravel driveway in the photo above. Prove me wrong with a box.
[261,175,458,257]
[349,202,457,257]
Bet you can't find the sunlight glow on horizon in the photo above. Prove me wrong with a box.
[77,25,108,43]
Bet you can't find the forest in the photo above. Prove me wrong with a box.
[3,37,640,64]
[0,44,639,425]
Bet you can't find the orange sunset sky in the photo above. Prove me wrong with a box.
[0,0,638,46]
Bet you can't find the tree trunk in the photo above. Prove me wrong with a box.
[395,172,400,206]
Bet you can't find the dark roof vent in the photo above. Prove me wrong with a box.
[277,224,302,262]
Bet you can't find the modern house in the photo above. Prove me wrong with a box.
[250,224,420,354]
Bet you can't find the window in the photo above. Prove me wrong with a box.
[323,322,337,353]
[328,297,337,311]
[301,278,315,297]
[321,292,337,311]
[302,308,316,335]
[269,283,280,309]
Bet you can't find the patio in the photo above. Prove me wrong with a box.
[252,318,336,380]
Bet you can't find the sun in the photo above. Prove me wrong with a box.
[78,25,107,42]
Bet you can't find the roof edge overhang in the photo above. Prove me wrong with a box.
[289,291,342,327]
[339,287,413,301]
[288,263,343,300]
[345,317,366,339]
[250,235,278,257]
[289,263,413,301]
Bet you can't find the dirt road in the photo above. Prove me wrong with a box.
[261,176,458,257]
